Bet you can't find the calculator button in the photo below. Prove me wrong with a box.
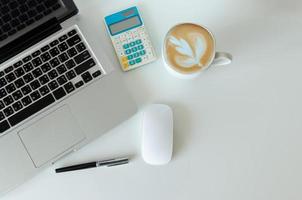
[127,55,134,60]
[122,62,129,70]
[138,45,144,50]
[123,44,130,49]
[125,49,131,55]
[136,39,142,45]
[140,50,146,56]
[129,60,136,65]
[129,42,136,47]
[133,53,140,58]
[131,47,138,52]
[121,56,128,62]
[135,58,142,63]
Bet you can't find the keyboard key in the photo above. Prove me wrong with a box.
[23,73,34,83]
[4,66,13,74]
[63,82,75,93]
[3,95,13,106]
[9,94,55,126]
[32,50,41,57]
[0,89,7,98]
[32,68,42,78]
[13,61,23,68]
[30,80,40,90]
[49,47,60,57]
[57,75,67,85]
[53,87,66,100]
[48,69,58,79]
[12,90,23,100]
[41,45,50,52]
[12,101,23,112]
[67,47,77,57]
[81,71,92,83]
[32,57,42,67]
[21,96,32,106]
[67,29,77,37]
[49,58,60,68]
[66,70,76,80]
[74,50,91,64]
[30,91,41,101]
[5,72,16,82]
[5,83,16,93]
[39,85,50,96]
[14,67,25,77]
[92,70,102,78]
[48,80,59,90]
[21,85,32,95]
[50,40,59,47]
[0,71,4,77]
[0,111,4,121]
[0,100,4,109]
[23,62,34,72]
[58,42,68,52]
[65,59,76,69]
[67,35,81,47]
[57,64,67,74]
[40,52,51,62]
[130,42,136,47]
[0,77,7,88]
[74,58,96,75]
[38,75,49,85]
[0,120,10,134]
[75,42,86,52]
[14,78,25,88]
[59,34,67,42]
[58,52,69,62]
[22,55,32,63]
[41,63,51,73]
[3,106,14,117]
[75,81,84,88]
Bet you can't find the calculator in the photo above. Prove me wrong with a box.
[104,6,156,71]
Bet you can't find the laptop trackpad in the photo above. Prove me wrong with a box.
[18,106,86,168]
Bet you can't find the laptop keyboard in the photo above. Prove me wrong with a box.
[0,0,62,41]
[0,27,103,134]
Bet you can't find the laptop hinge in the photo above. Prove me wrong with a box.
[0,18,62,65]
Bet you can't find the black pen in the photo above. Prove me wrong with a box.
[55,157,129,173]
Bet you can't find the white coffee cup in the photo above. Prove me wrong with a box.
[163,23,232,79]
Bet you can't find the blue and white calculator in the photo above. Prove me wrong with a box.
[104,6,156,71]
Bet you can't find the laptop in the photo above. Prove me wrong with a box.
[0,0,137,195]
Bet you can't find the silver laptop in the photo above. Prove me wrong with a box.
[0,0,137,195]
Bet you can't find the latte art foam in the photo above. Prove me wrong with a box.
[164,23,215,74]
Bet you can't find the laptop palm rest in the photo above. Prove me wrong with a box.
[18,106,86,168]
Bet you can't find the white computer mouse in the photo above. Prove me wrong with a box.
[142,104,173,165]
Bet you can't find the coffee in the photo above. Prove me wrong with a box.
[164,23,215,74]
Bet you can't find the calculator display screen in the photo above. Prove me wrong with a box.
[109,16,141,35]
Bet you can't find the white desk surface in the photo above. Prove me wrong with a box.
[3,0,302,199]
